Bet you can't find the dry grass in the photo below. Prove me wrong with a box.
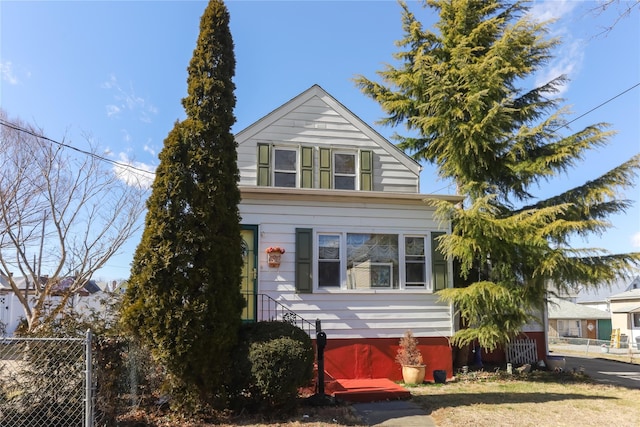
[117,370,640,426]
[410,370,640,427]
[117,400,365,426]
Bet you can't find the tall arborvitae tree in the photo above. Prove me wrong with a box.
[121,0,244,406]
[357,0,640,350]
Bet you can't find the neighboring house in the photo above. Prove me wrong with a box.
[0,274,107,335]
[0,275,34,335]
[609,277,640,349]
[547,297,611,341]
[547,276,640,348]
[234,85,546,381]
[575,278,633,312]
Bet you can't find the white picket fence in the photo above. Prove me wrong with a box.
[506,339,538,365]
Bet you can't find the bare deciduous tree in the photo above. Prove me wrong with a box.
[590,0,639,35]
[0,110,147,332]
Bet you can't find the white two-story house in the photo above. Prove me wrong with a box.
[235,85,461,381]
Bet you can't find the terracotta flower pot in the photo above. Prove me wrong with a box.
[401,365,426,385]
[267,252,282,267]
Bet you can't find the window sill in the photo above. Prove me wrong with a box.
[314,288,434,294]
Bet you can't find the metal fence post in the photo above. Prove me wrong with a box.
[85,329,93,427]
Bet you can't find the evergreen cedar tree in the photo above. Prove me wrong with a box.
[356,0,640,351]
[120,0,244,404]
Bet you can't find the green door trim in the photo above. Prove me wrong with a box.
[241,225,258,322]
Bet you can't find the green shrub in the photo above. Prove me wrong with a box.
[228,321,314,414]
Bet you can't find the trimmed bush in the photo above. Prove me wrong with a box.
[228,321,314,414]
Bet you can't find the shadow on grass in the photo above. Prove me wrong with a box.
[412,390,617,415]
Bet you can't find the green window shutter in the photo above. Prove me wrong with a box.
[360,150,372,191]
[319,147,332,189]
[257,143,271,186]
[431,232,448,291]
[295,228,313,293]
[301,146,314,188]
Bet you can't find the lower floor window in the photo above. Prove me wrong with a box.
[557,319,581,337]
[316,232,436,290]
[633,313,640,328]
[347,233,398,289]
[318,234,340,287]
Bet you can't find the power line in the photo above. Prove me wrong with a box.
[0,118,156,178]
[555,82,640,131]
[3,81,638,190]
[424,82,640,194]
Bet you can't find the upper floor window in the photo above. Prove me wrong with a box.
[257,143,372,191]
[334,152,356,190]
[273,148,297,187]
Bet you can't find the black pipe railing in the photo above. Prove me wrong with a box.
[254,293,315,337]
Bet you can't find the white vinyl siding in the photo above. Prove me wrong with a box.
[236,86,420,192]
[239,192,454,339]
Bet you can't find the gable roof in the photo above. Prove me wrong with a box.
[547,297,610,320]
[0,275,101,296]
[609,288,640,301]
[235,84,422,175]
[574,276,640,304]
[611,303,640,313]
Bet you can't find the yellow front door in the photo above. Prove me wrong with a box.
[240,227,257,321]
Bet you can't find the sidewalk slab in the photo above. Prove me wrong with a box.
[351,400,436,426]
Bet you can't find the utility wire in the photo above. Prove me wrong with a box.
[425,82,640,194]
[0,118,156,178]
[2,82,639,189]
[553,82,640,132]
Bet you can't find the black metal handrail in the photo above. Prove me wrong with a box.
[256,293,315,337]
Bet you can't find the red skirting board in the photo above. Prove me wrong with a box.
[320,337,453,382]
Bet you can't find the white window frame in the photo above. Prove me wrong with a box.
[317,233,342,288]
[314,230,436,292]
[557,319,581,337]
[333,151,357,190]
[273,146,298,188]
[404,235,428,290]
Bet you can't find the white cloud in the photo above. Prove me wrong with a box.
[632,231,640,248]
[113,152,155,189]
[527,1,585,96]
[121,129,132,143]
[100,73,117,89]
[143,143,156,156]
[535,39,584,95]
[1,61,19,85]
[101,74,158,123]
[528,0,578,24]
[106,105,121,117]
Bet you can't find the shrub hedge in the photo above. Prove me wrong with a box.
[228,321,314,414]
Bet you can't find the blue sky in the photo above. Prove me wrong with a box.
[1,1,639,281]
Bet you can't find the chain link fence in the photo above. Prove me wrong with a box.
[0,332,91,427]
[0,330,164,427]
[549,336,640,362]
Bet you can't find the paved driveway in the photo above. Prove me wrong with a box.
[562,355,640,389]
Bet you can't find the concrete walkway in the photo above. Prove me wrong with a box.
[351,400,436,427]
[561,354,640,389]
